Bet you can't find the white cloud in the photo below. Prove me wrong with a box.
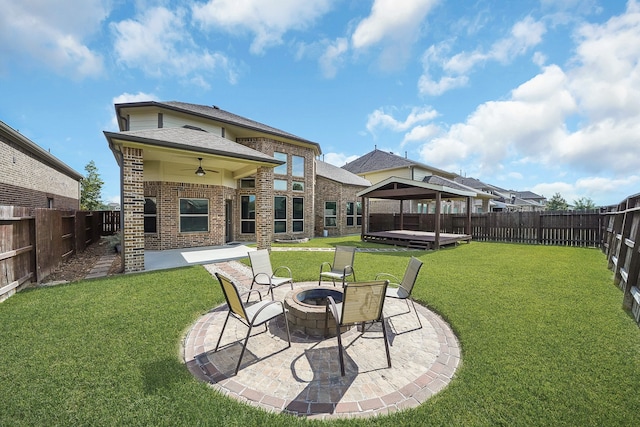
[323,152,360,167]
[420,16,546,95]
[192,0,334,54]
[0,0,107,77]
[366,106,438,135]
[351,0,437,69]
[111,7,238,84]
[319,38,349,78]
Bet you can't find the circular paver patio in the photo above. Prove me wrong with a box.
[182,273,461,420]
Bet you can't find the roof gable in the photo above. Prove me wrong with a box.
[342,148,453,177]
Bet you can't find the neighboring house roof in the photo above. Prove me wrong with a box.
[342,148,454,178]
[104,127,284,166]
[115,101,321,154]
[514,190,545,201]
[424,175,497,199]
[316,160,371,186]
[0,120,83,180]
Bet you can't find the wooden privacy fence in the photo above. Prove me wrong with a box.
[0,206,118,302]
[369,211,602,247]
[601,193,640,325]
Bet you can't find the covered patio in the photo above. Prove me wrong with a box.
[358,176,477,250]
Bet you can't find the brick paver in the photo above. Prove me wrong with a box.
[182,260,461,419]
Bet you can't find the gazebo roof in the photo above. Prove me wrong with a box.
[357,176,476,200]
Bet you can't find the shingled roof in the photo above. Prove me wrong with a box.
[342,148,454,177]
[115,101,321,154]
[316,160,371,186]
[104,127,282,165]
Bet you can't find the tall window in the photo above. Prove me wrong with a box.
[292,155,304,177]
[324,201,337,227]
[179,198,208,232]
[293,197,304,232]
[346,201,362,226]
[274,152,287,175]
[274,196,287,233]
[144,197,157,233]
[241,195,255,233]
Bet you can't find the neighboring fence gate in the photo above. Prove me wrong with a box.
[0,206,120,302]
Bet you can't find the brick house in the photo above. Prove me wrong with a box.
[104,101,367,272]
[1,120,82,210]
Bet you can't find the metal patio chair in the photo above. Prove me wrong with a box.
[324,280,391,376]
[376,256,424,330]
[248,249,293,300]
[214,272,291,375]
[318,245,357,286]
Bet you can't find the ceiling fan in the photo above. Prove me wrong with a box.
[192,157,218,176]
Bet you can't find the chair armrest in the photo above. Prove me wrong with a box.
[273,265,292,278]
[375,272,400,286]
[253,272,273,285]
[343,265,354,275]
[240,289,264,301]
[248,300,284,325]
[319,261,333,273]
[326,295,339,321]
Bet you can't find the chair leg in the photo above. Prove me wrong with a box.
[381,318,392,368]
[282,312,292,348]
[409,298,423,329]
[235,323,254,375]
[214,311,232,352]
[336,323,346,376]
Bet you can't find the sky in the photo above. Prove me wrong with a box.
[1,0,638,207]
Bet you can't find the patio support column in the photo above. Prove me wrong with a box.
[466,197,472,235]
[434,192,441,250]
[399,200,404,230]
[361,196,368,238]
[255,166,273,251]
[121,146,145,272]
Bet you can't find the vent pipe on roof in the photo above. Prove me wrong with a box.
[405,151,407,158]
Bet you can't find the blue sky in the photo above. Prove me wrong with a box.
[1,0,638,207]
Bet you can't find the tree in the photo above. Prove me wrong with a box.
[573,197,597,211]
[546,192,569,211]
[81,160,105,210]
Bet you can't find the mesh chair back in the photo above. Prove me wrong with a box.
[400,257,423,293]
[249,249,274,277]
[341,281,388,325]
[332,246,356,273]
[216,273,248,321]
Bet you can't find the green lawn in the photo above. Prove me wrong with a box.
[1,242,639,426]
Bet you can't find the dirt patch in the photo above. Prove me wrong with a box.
[40,234,123,285]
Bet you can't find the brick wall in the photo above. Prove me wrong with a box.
[144,181,234,250]
[122,146,144,272]
[1,135,80,209]
[237,137,316,240]
[314,176,366,237]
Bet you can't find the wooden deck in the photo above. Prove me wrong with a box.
[363,230,472,250]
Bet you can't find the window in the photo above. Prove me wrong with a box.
[241,195,255,233]
[292,181,304,192]
[292,155,304,177]
[324,201,337,227]
[274,196,287,233]
[293,197,304,232]
[180,198,208,232]
[346,201,362,226]
[274,152,287,175]
[144,197,157,233]
[240,178,255,189]
[274,179,287,191]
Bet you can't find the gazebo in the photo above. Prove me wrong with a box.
[357,176,477,249]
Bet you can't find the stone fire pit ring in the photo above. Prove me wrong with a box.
[283,286,350,337]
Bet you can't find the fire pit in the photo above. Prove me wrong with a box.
[284,286,349,337]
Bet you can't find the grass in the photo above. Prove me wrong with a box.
[1,242,639,426]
